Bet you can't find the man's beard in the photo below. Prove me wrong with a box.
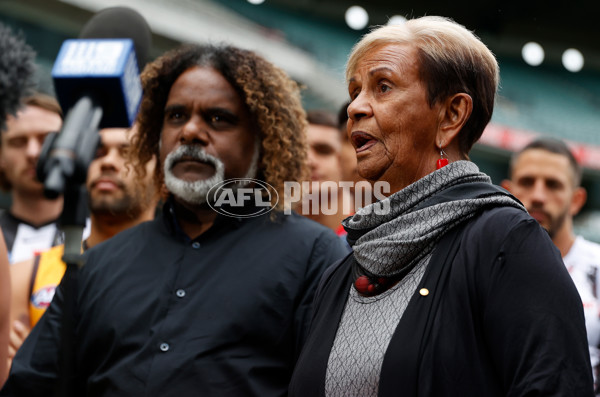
[89,192,141,219]
[163,144,259,206]
[545,207,569,239]
[88,179,149,220]
[14,171,47,197]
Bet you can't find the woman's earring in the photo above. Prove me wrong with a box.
[436,147,449,169]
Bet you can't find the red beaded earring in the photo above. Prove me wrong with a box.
[436,147,448,169]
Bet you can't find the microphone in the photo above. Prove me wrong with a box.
[36,6,151,267]
[37,37,140,199]
[0,22,36,131]
[37,6,151,199]
[52,5,152,130]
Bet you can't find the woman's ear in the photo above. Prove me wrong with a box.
[437,93,473,148]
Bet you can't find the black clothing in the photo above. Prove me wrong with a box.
[3,204,348,397]
[290,206,594,396]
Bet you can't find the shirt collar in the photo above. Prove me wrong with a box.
[162,195,250,242]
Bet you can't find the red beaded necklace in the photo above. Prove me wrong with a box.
[352,260,410,297]
[354,275,390,296]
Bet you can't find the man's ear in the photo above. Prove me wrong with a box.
[500,179,512,192]
[436,93,473,149]
[570,186,587,216]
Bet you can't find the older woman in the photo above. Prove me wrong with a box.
[289,16,593,397]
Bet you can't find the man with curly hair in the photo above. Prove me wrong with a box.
[3,44,348,396]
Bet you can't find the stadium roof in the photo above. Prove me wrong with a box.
[265,0,600,72]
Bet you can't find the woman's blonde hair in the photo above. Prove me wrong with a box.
[347,16,499,155]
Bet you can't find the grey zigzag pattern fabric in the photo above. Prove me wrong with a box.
[325,254,429,397]
[343,161,525,277]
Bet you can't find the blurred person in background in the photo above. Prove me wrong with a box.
[502,137,600,393]
[2,43,347,396]
[289,15,593,396]
[303,109,353,243]
[6,126,158,376]
[0,93,63,264]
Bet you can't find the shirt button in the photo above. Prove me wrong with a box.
[176,289,186,298]
[191,242,201,249]
[159,343,170,352]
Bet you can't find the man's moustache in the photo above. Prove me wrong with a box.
[169,146,217,167]
[90,175,125,190]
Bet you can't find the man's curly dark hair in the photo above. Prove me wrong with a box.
[133,43,308,212]
[0,23,36,132]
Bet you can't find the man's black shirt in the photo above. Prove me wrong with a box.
[3,203,348,396]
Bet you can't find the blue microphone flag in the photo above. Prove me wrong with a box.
[52,38,142,128]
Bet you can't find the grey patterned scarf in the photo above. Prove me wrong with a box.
[343,161,525,278]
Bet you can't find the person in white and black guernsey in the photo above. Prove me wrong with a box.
[502,137,600,394]
[0,93,64,264]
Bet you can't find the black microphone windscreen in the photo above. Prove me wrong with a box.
[0,22,36,131]
[78,6,152,71]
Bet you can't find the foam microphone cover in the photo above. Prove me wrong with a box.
[78,6,152,71]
